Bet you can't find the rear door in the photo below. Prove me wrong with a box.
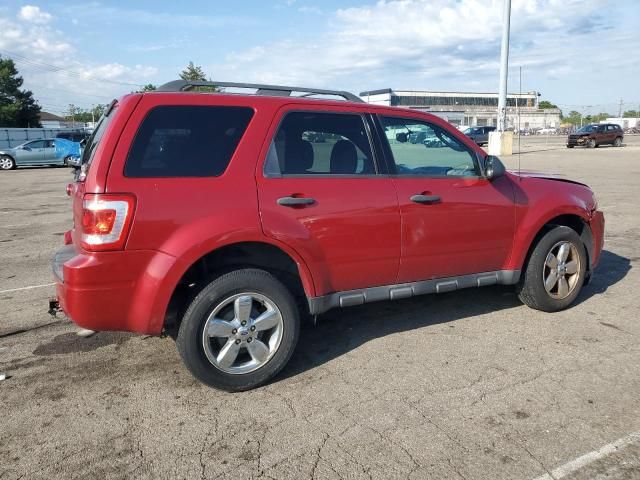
[257,106,400,295]
[375,114,515,283]
[43,139,58,163]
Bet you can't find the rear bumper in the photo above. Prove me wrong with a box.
[52,245,178,335]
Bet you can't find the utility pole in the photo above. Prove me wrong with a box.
[497,0,512,132]
[618,99,623,118]
[488,0,513,155]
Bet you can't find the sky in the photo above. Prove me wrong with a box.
[0,0,638,117]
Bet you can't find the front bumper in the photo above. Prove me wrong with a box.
[567,136,588,146]
[590,210,605,268]
[52,245,178,335]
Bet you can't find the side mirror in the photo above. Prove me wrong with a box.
[22,146,31,151]
[396,132,408,143]
[484,155,506,180]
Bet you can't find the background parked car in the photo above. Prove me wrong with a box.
[56,130,90,146]
[462,126,496,146]
[0,138,81,170]
[567,123,624,148]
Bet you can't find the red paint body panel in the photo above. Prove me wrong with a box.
[393,175,515,281]
[52,91,605,335]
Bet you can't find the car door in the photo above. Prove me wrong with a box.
[374,114,515,283]
[42,139,58,163]
[17,140,46,164]
[257,107,401,296]
[605,125,617,144]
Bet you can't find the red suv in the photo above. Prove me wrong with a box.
[52,81,605,391]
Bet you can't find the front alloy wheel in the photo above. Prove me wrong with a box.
[517,226,587,312]
[0,156,15,170]
[543,241,581,299]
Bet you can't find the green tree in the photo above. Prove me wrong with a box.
[538,100,558,109]
[180,61,207,81]
[564,110,583,126]
[179,61,218,92]
[0,55,41,127]
[623,110,638,118]
[135,83,157,93]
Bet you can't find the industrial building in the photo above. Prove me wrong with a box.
[359,88,562,130]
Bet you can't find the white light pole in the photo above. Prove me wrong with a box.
[497,0,511,132]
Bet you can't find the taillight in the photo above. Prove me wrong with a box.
[80,193,136,251]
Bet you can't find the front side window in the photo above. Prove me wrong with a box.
[380,116,479,177]
[27,140,46,149]
[264,112,376,176]
[125,105,254,177]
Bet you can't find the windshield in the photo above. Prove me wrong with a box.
[577,125,597,134]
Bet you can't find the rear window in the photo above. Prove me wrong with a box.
[81,103,116,168]
[124,105,254,177]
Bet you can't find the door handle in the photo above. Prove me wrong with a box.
[277,196,315,207]
[410,194,441,204]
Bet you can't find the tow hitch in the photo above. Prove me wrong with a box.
[48,298,61,317]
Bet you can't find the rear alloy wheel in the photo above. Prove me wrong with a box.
[517,226,587,312]
[587,138,597,148]
[0,155,16,170]
[613,137,622,147]
[176,269,300,391]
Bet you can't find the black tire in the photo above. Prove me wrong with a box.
[566,145,574,148]
[516,226,587,312]
[0,155,16,170]
[176,268,300,392]
[587,138,597,148]
[63,156,71,166]
[613,137,622,147]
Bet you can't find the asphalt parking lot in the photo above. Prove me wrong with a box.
[1,136,639,480]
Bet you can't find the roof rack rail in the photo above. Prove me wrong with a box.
[156,80,363,103]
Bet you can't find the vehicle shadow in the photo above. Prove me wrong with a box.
[278,249,630,382]
[575,249,632,304]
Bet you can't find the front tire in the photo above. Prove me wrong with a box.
[0,155,16,170]
[176,269,300,391]
[587,138,597,148]
[517,226,587,312]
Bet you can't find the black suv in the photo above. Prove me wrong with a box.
[463,126,496,146]
[567,124,623,148]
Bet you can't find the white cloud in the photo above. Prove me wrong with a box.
[214,0,615,94]
[18,5,52,24]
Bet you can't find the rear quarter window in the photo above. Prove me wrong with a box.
[124,105,254,177]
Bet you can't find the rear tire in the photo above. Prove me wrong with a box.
[517,226,587,312]
[0,155,16,170]
[566,145,574,148]
[613,137,622,147]
[176,268,300,392]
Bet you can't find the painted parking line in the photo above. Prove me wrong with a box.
[0,283,55,294]
[532,431,640,480]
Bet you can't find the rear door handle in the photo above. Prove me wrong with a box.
[410,194,441,204]
[277,196,315,207]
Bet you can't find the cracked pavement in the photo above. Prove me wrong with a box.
[1,136,639,479]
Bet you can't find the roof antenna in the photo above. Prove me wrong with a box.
[518,65,522,180]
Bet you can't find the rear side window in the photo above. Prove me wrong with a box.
[264,112,376,176]
[125,106,254,177]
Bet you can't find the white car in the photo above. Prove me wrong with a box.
[537,127,557,135]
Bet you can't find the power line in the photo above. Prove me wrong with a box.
[0,49,145,88]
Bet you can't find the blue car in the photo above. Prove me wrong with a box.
[0,138,82,170]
